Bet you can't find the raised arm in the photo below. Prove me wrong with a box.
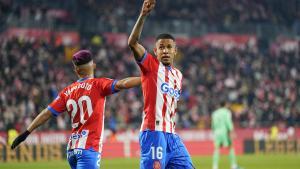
[128,0,156,61]
[115,77,141,90]
[11,108,53,149]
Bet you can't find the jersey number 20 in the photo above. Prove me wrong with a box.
[67,95,93,128]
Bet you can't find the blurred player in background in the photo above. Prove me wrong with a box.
[128,0,194,168]
[211,100,242,169]
[10,50,141,169]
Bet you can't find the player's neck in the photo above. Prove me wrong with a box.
[162,63,173,67]
[79,74,94,79]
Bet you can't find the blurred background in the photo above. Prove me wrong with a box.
[0,0,299,168]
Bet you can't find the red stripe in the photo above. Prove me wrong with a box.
[170,108,174,133]
[170,121,173,133]
[175,68,179,79]
[162,67,169,132]
[67,137,72,150]
[141,55,159,131]
[97,111,104,152]
[74,131,80,148]
[170,78,177,133]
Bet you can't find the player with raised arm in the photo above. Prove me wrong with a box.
[10,50,141,169]
[128,0,194,168]
[211,100,242,169]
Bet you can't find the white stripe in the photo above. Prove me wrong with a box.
[155,63,165,131]
[77,130,89,149]
[71,132,77,149]
[140,111,146,131]
[99,98,106,152]
[164,70,174,133]
[168,68,182,133]
[67,137,72,151]
[173,68,182,133]
[153,64,183,133]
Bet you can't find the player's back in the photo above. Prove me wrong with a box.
[48,77,117,152]
[212,107,233,136]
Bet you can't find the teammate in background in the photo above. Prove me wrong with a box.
[11,50,141,169]
[128,0,194,168]
[211,100,242,169]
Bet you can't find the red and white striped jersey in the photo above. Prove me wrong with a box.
[47,77,118,153]
[138,51,182,133]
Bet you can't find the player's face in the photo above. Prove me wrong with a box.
[154,39,177,66]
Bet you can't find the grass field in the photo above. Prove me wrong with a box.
[0,154,299,169]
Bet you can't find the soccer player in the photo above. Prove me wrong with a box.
[128,0,194,168]
[211,100,242,169]
[10,50,141,169]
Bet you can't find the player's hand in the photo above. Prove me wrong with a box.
[11,130,31,149]
[141,0,156,16]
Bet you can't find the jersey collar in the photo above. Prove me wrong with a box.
[166,65,172,71]
[77,77,91,82]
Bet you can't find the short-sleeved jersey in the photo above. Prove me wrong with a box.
[47,77,118,153]
[211,107,233,136]
[137,51,182,133]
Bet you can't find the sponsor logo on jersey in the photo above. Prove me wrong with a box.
[71,130,89,140]
[160,82,180,100]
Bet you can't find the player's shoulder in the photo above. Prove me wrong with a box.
[174,67,183,75]
[57,81,79,97]
[145,51,159,62]
[63,81,78,90]
[223,108,231,113]
[213,108,223,115]
[95,77,114,82]
[92,77,115,85]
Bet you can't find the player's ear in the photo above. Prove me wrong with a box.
[153,47,157,55]
[74,67,80,75]
[174,46,178,55]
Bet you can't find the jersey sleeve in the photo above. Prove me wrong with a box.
[47,92,66,117]
[136,51,159,74]
[97,78,119,96]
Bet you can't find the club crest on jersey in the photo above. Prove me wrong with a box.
[153,160,161,169]
[160,82,180,100]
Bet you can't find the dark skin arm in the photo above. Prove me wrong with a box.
[115,77,141,90]
[128,0,156,60]
[27,109,53,132]
[11,108,53,149]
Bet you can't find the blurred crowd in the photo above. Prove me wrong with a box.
[2,0,300,34]
[0,34,299,132]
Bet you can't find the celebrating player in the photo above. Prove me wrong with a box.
[10,50,141,169]
[211,100,242,169]
[128,0,195,168]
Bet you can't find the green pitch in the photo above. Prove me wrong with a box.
[0,154,299,169]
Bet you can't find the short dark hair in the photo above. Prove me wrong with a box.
[220,100,227,107]
[155,33,175,42]
[72,50,93,66]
